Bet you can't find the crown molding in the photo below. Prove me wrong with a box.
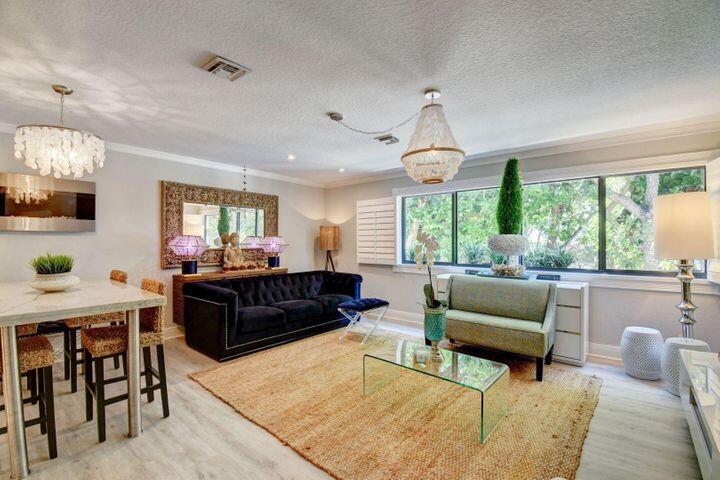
[0,122,317,187]
[4,114,720,190]
[105,142,318,187]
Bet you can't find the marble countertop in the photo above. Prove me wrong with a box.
[0,278,166,325]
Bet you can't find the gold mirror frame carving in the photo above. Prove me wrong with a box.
[161,181,279,269]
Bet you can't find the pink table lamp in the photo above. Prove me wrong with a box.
[169,235,209,274]
[261,236,288,268]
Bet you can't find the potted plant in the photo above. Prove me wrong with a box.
[414,230,447,362]
[28,253,79,292]
[488,158,528,276]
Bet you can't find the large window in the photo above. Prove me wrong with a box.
[605,168,705,272]
[401,166,706,275]
[457,188,498,265]
[403,193,453,262]
[523,178,599,270]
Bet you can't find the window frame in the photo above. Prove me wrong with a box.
[400,165,707,278]
[401,193,456,266]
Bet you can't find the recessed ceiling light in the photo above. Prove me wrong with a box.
[339,168,345,172]
[287,154,295,161]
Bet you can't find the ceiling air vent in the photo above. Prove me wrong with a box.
[201,55,251,81]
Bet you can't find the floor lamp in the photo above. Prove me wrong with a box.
[653,191,715,338]
[320,225,340,272]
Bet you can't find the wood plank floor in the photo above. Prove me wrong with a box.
[0,325,701,479]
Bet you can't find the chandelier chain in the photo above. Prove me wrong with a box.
[334,111,419,136]
[59,92,65,127]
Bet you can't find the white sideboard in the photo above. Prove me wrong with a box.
[436,274,589,366]
[679,349,720,480]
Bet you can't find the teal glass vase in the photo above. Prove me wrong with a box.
[423,305,447,362]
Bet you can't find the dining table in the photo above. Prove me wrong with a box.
[0,278,166,479]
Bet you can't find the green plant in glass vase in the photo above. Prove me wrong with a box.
[414,230,447,362]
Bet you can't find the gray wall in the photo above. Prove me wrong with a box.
[0,133,326,326]
[325,131,720,352]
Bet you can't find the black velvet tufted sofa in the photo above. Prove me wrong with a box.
[182,271,362,361]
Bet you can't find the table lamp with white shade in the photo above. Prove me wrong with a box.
[653,191,715,338]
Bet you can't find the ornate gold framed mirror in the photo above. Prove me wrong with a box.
[161,181,278,269]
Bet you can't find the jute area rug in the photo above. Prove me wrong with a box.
[190,331,601,480]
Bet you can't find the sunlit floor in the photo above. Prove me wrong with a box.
[0,323,700,480]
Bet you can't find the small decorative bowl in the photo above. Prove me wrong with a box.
[29,272,80,293]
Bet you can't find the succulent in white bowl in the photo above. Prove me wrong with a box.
[28,253,79,293]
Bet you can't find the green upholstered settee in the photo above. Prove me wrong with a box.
[444,275,557,381]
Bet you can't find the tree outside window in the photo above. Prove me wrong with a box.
[457,188,498,265]
[403,194,452,262]
[606,168,704,271]
[523,179,599,269]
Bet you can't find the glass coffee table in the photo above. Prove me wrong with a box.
[363,340,509,442]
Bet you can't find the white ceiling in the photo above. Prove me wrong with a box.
[0,0,719,185]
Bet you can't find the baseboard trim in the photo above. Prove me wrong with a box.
[164,324,184,340]
[365,308,423,328]
[588,342,622,363]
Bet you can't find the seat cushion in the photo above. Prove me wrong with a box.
[338,298,389,313]
[448,275,550,322]
[312,294,353,315]
[271,300,323,322]
[81,325,163,358]
[0,336,55,374]
[445,309,549,358]
[237,306,286,334]
[64,311,125,329]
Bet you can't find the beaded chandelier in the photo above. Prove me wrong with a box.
[401,89,464,184]
[14,85,105,179]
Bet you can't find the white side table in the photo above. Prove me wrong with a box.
[621,326,664,380]
[663,337,710,396]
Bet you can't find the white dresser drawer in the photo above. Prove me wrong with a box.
[554,331,582,360]
[556,287,582,307]
[556,306,582,333]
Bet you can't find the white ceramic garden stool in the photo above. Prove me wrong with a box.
[662,337,710,396]
[620,327,664,380]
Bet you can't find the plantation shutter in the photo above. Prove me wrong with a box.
[707,156,720,284]
[356,197,397,265]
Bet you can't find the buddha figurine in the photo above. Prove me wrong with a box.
[223,233,245,270]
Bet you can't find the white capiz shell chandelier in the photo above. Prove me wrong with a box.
[14,85,105,180]
[401,90,464,184]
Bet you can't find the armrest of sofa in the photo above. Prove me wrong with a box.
[182,282,239,361]
[541,283,558,355]
[322,272,363,299]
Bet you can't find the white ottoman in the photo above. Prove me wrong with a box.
[620,327,663,380]
[662,337,710,396]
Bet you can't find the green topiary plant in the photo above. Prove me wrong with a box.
[218,206,231,238]
[29,253,74,274]
[496,158,522,234]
